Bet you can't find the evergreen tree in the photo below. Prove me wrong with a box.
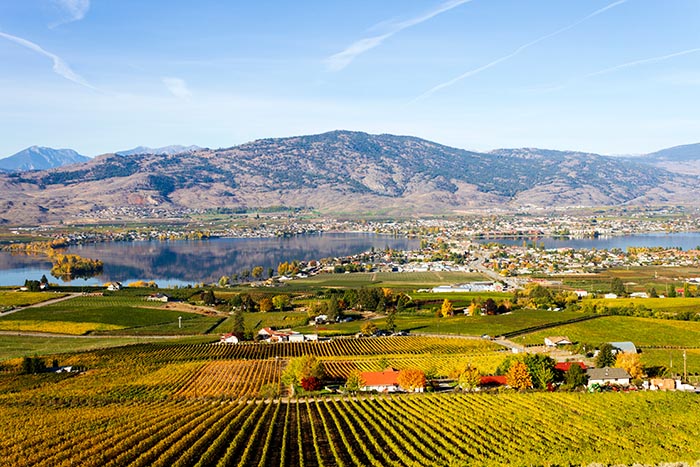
[595,343,616,368]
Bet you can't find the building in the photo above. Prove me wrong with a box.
[544,336,572,347]
[360,368,402,393]
[146,293,169,302]
[554,362,587,373]
[586,367,631,387]
[105,282,122,291]
[219,333,239,344]
[610,341,638,354]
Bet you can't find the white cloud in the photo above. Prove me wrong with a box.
[326,0,473,72]
[53,0,90,24]
[0,30,96,90]
[415,0,628,100]
[162,77,192,99]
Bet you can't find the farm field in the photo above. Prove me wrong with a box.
[514,315,700,348]
[0,296,217,335]
[641,348,700,377]
[289,271,487,288]
[558,266,700,293]
[587,296,700,315]
[0,391,698,466]
[0,291,66,309]
[300,309,586,337]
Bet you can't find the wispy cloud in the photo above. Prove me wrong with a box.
[52,0,90,26]
[326,0,473,72]
[414,0,628,101]
[162,77,192,99]
[0,30,96,90]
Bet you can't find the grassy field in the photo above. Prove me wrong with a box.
[288,271,487,289]
[0,296,216,335]
[559,266,700,293]
[0,335,213,362]
[586,296,700,314]
[514,315,700,347]
[0,291,66,309]
[297,309,584,337]
[641,348,700,376]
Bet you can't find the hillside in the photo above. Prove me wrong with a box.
[0,131,698,224]
[0,146,90,172]
[635,143,700,175]
[116,145,202,156]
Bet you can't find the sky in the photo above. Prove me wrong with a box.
[0,0,699,157]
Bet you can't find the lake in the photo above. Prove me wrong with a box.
[0,233,418,287]
[477,231,700,250]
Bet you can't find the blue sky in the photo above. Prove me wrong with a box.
[0,0,698,157]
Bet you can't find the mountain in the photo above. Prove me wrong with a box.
[116,145,202,156]
[0,146,89,172]
[0,131,697,224]
[634,143,700,175]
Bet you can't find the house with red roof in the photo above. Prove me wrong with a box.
[360,368,401,392]
[479,375,507,388]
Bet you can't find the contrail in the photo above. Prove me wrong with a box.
[414,0,628,101]
[326,0,473,72]
[0,30,96,90]
[585,47,700,78]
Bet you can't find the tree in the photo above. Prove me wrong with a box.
[611,277,625,296]
[397,369,426,392]
[218,276,230,287]
[451,364,480,392]
[21,356,46,374]
[524,354,556,389]
[361,321,378,336]
[385,308,397,332]
[615,352,644,379]
[282,355,325,393]
[272,295,290,311]
[232,308,245,339]
[396,293,411,312]
[252,266,264,279]
[564,364,588,389]
[258,297,273,313]
[202,289,216,305]
[506,361,533,390]
[483,298,498,315]
[40,274,48,285]
[300,376,322,392]
[595,343,616,368]
[326,296,340,322]
[648,287,658,298]
[267,267,274,279]
[683,282,691,298]
[345,371,365,394]
[440,299,454,317]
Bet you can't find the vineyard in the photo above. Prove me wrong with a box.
[1,335,699,465]
[0,392,699,466]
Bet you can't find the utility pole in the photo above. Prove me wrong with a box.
[684,349,687,381]
[178,316,182,329]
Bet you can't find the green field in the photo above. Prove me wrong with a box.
[514,315,700,347]
[298,309,585,337]
[641,348,700,377]
[0,296,217,335]
[288,271,487,289]
[0,335,212,362]
[587,296,700,315]
[0,291,66,309]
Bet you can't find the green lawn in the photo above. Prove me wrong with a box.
[514,315,700,347]
[0,296,214,335]
[641,348,700,376]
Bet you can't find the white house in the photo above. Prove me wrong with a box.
[586,367,631,387]
[219,333,239,344]
[544,336,572,347]
[288,333,305,343]
[574,290,589,298]
[106,282,122,291]
[610,341,638,354]
[604,293,618,299]
[146,293,169,303]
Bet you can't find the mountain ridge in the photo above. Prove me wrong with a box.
[0,130,698,224]
[0,146,90,172]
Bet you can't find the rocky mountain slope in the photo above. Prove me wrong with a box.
[633,143,700,175]
[0,131,698,224]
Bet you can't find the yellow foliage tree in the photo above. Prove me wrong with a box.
[397,368,426,392]
[450,364,481,392]
[506,361,533,390]
[615,352,644,379]
[440,299,454,317]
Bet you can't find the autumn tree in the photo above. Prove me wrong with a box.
[258,297,274,313]
[450,364,480,392]
[440,299,454,317]
[252,266,264,279]
[595,343,616,368]
[506,361,533,390]
[218,276,230,287]
[345,371,365,394]
[272,295,290,311]
[282,355,325,394]
[397,368,426,392]
[615,352,644,380]
[361,321,378,336]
